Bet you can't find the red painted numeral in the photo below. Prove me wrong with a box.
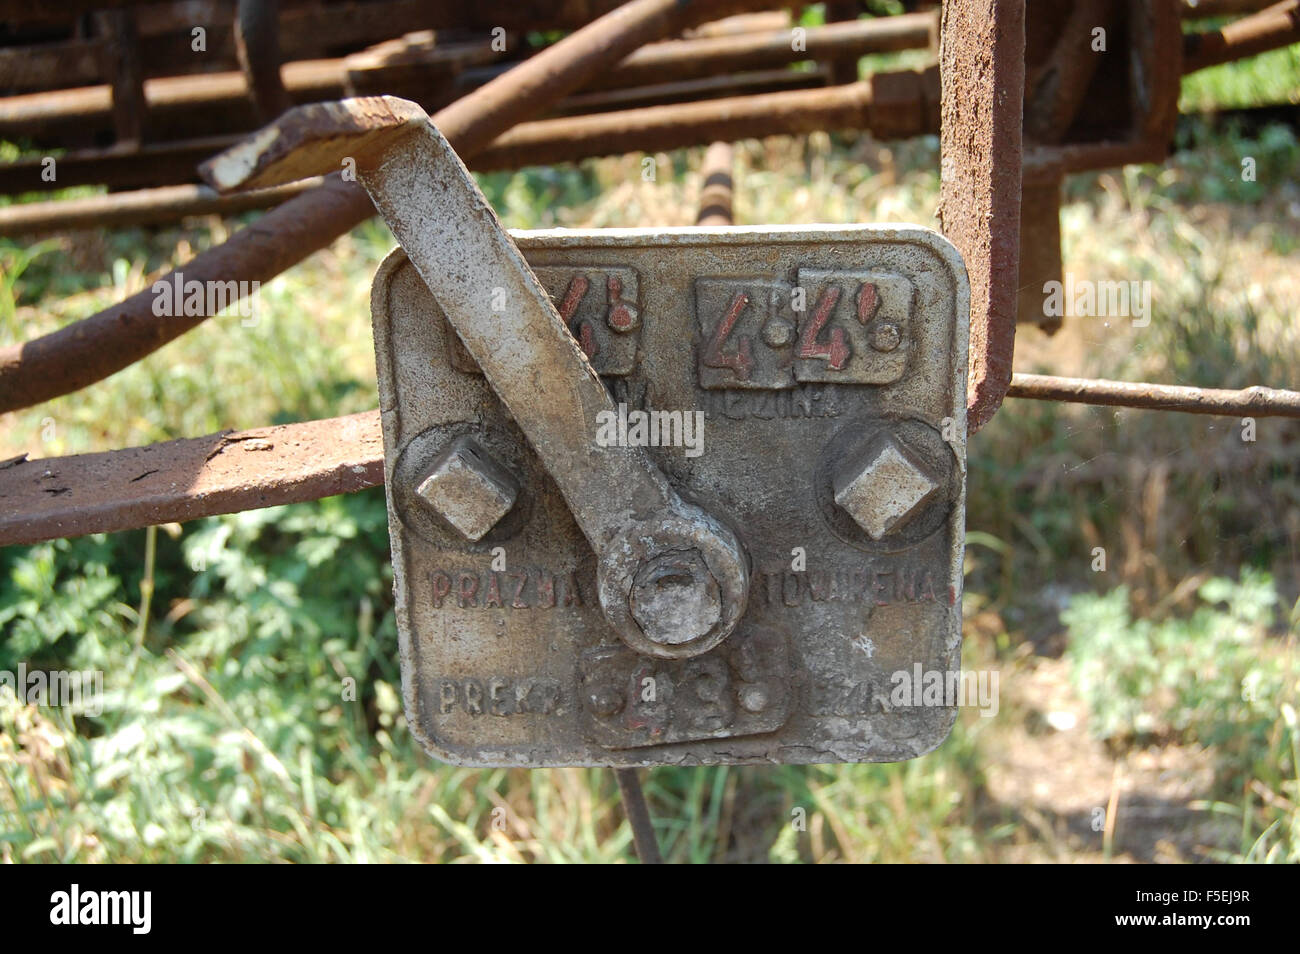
[606,275,637,332]
[798,286,850,370]
[856,282,880,324]
[558,275,598,358]
[702,291,754,380]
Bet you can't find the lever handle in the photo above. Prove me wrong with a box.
[204,97,749,659]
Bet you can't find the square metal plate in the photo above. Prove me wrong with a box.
[372,225,969,767]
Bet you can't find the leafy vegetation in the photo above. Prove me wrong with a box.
[1064,574,1299,862]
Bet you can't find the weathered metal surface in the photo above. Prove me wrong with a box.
[0,42,500,146]
[200,95,969,763]
[0,0,759,415]
[554,67,832,116]
[938,0,1025,434]
[10,366,1300,552]
[0,412,383,548]
[598,12,936,90]
[1016,165,1064,331]
[1183,0,1300,72]
[235,0,292,124]
[413,436,521,542]
[371,221,969,767]
[695,142,735,226]
[0,180,317,237]
[94,9,147,146]
[1024,0,1182,174]
[471,69,938,171]
[210,98,752,661]
[1007,374,1300,416]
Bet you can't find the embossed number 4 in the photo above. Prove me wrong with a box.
[797,282,879,371]
[702,291,754,380]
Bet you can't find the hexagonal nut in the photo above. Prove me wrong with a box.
[832,436,938,540]
[414,436,519,542]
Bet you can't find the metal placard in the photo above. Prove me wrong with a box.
[372,225,969,767]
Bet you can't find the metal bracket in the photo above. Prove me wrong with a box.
[205,97,970,767]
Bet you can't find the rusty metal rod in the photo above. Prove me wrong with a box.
[1183,0,1300,72]
[1007,373,1300,417]
[613,768,664,864]
[553,66,830,115]
[0,0,765,416]
[0,68,827,197]
[0,15,929,145]
[0,75,911,236]
[0,135,242,196]
[560,11,935,89]
[2,0,635,29]
[696,141,735,225]
[7,373,1300,547]
[1181,0,1276,19]
[468,74,941,171]
[0,181,318,236]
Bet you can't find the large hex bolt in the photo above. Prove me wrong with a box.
[832,435,938,540]
[414,435,519,542]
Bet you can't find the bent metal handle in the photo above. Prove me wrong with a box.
[202,96,749,659]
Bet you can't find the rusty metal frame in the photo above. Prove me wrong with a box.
[0,0,773,415]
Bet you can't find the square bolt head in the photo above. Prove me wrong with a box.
[833,436,938,540]
[415,436,518,541]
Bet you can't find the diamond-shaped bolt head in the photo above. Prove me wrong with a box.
[414,436,518,542]
[833,437,938,540]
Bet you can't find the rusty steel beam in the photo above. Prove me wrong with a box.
[0,0,640,29]
[471,70,938,170]
[1007,373,1300,417]
[10,366,1300,547]
[0,45,494,146]
[696,141,735,225]
[1181,0,1275,18]
[235,0,293,123]
[938,0,1025,433]
[95,9,148,146]
[598,12,936,89]
[0,0,767,416]
[1183,0,1300,72]
[0,136,242,196]
[0,74,924,235]
[0,412,384,548]
[0,181,318,237]
[0,15,929,146]
[0,73,816,205]
[451,15,932,96]
[554,67,830,115]
[0,0,535,90]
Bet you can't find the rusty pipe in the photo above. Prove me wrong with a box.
[1007,373,1300,417]
[471,71,939,171]
[1183,0,1300,72]
[696,142,735,225]
[0,0,769,415]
